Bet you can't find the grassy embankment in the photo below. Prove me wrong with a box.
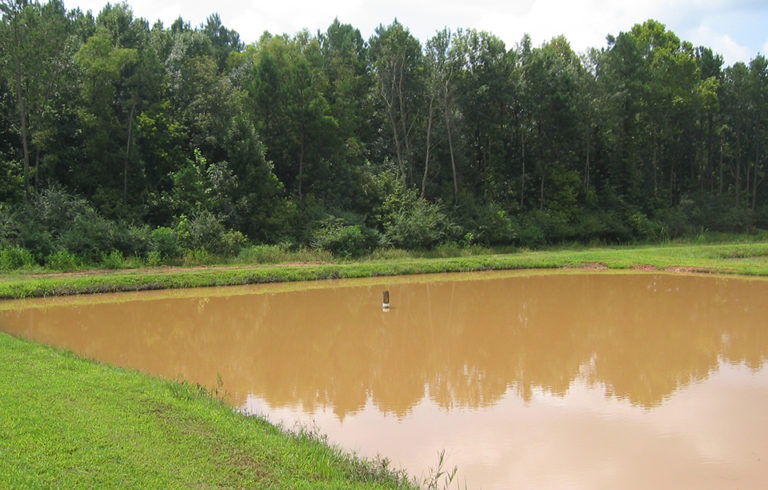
[2,241,767,488]
[2,241,768,299]
[0,332,415,488]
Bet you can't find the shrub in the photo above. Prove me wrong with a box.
[313,222,380,258]
[146,250,164,267]
[182,248,213,266]
[382,190,455,250]
[150,227,181,259]
[0,246,36,271]
[629,212,660,241]
[219,229,247,257]
[59,210,117,263]
[31,186,91,238]
[573,211,609,242]
[45,250,81,271]
[176,211,226,254]
[517,222,546,248]
[0,203,15,247]
[100,250,125,269]
[113,224,151,258]
[475,204,518,245]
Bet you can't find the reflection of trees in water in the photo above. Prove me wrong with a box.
[2,274,767,416]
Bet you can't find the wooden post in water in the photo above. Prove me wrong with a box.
[382,290,390,311]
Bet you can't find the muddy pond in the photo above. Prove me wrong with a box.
[1,271,767,488]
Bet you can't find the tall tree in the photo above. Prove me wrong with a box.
[0,0,72,199]
[369,20,424,189]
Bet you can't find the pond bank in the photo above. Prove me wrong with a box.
[2,242,768,299]
[0,333,416,488]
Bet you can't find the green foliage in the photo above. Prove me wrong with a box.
[517,221,546,248]
[100,250,125,269]
[382,189,455,250]
[0,247,36,271]
[175,210,236,255]
[219,229,247,257]
[237,244,293,264]
[1,7,768,260]
[454,201,518,246]
[150,227,181,259]
[59,211,118,263]
[0,204,15,247]
[182,248,213,266]
[312,220,380,258]
[629,212,661,241]
[45,250,81,271]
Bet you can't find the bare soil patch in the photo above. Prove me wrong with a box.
[581,262,609,270]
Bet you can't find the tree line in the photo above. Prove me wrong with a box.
[1,0,767,266]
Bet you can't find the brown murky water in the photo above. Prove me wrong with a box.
[1,271,767,488]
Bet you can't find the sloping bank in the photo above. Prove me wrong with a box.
[2,242,768,300]
[0,333,415,488]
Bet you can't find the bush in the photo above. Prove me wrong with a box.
[176,211,227,255]
[517,222,546,248]
[182,248,213,266]
[475,204,518,245]
[219,229,247,257]
[313,222,380,258]
[45,250,81,271]
[150,227,181,259]
[59,210,118,263]
[629,212,660,241]
[0,203,15,247]
[113,224,151,258]
[16,220,53,261]
[0,246,36,271]
[30,186,91,238]
[573,211,610,242]
[382,190,455,250]
[146,250,164,266]
[100,250,125,269]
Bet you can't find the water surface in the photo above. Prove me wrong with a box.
[1,271,767,488]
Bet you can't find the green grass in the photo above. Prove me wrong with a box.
[2,242,768,299]
[0,332,414,489]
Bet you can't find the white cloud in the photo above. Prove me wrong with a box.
[688,24,752,65]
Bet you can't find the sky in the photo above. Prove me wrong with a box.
[66,0,768,66]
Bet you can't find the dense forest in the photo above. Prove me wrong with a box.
[1,0,767,267]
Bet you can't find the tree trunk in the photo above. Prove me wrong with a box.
[707,113,713,193]
[123,99,136,204]
[735,129,742,203]
[34,145,40,192]
[443,89,458,202]
[396,53,412,186]
[381,64,406,190]
[752,138,760,211]
[584,129,590,190]
[718,133,724,196]
[420,94,434,198]
[652,140,658,197]
[298,135,305,200]
[14,57,31,201]
[520,132,526,208]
